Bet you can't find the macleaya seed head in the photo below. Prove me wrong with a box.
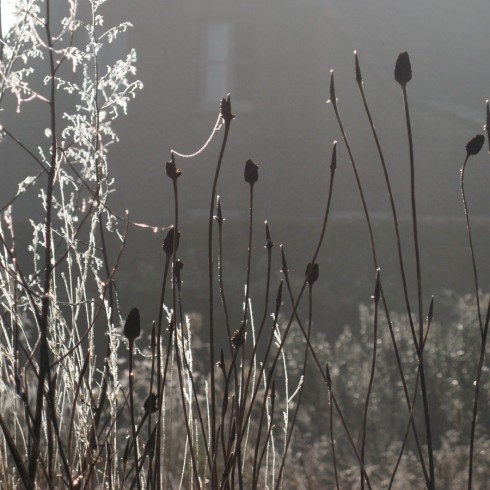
[244,159,259,184]
[465,134,485,156]
[394,52,412,86]
[124,307,141,341]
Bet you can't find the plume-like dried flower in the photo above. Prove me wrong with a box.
[163,226,180,255]
[465,134,485,156]
[220,94,235,123]
[123,307,141,341]
[244,159,259,184]
[305,262,319,285]
[394,52,412,86]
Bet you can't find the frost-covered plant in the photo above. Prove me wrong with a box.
[0,0,141,487]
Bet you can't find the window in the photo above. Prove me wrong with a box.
[200,21,255,111]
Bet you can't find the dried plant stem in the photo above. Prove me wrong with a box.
[326,366,340,490]
[360,271,380,490]
[275,280,315,489]
[460,156,483,336]
[468,299,490,489]
[208,107,232,481]
[355,53,418,349]
[400,83,434,489]
[128,341,142,490]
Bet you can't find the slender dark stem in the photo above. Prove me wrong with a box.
[128,341,142,490]
[360,272,380,490]
[208,114,232,482]
[355,58,418,350]
[400,83,434,489]
[326,366,340,490]
[460,156,483,337]
[468,299,490,489]
[275,281,315,489]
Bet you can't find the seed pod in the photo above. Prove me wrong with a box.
[305,262,319,285]
[354,50,362,84]
[329,69,336,105]
[144,392,158,414]
[175,259,184,283]
[220,94,235,122]
[166,154,182,180]
[280,246,288,274]
[465,134,485,156]
[373,269,381,303]
[265,221,274,250]
[244,159,259,184]
[214,196,224,224]
[486,101,489,152]
[163,226,180,255]
[231,328,245,349]
[394,52,412,86]
[124,307,141,341]
[331,141,337,171]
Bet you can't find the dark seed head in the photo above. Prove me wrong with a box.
[175,259,184,283]
[373,269,381,303]
[123,307,141,341]
[331,141,337,171]
[280,246,288,274]
[163,226,180,255]
[144,392,158,414]
[214,196,224,224]
[354,50,362,84]
[231,328,245,349]
[244,159,259,184]
[220,94,235,123]
[166,153,182,180]
[265,221,274,250]
[486,101,489,153]
[328,70,336,105]
[394,52,412,86]
[305,262,319,285]
[465,134,485,156]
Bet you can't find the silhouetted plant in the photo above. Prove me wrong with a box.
[0,3,489,488]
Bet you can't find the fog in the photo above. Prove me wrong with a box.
[0,0,489,337]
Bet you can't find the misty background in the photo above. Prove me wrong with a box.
[1,0,489,340]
